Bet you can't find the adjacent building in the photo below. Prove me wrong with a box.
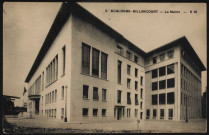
[25,2,206,123]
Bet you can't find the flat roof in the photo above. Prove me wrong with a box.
[25,2,206,83]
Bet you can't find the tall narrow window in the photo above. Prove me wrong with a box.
[118,61,122,84]
[127,65,131,75]
[153,109,157,119]
[127,92,131,104]
[140,112,143,119]
[83,108,88,116]
[93,87,99,100]
[61,86,64,100]
[168,109,173,120]
[159,66,165,76]
[134,55,138,63]
[62,46,66,75]
[152,94,158,105]
[102,89,107,101]
[135,109,138,117]
[101,52,108,79]
[102,109,106,116]
[135,68,138,77]
[126,51,132,60]
[152,57,157,64]
[93,109,98,116]
[82,43,90,74]
[92,48,100,77]
[146,109,150,119]
[83,85,89,99]
[159,54,165,61]
[167,92,175,104]
[140,76,143,85]
[117,45,123,55]
[42,72,44,90]
[117,90,122,103]
[127,108,131,118]
[159,93,165,105]
[152,82,158,91]
[52,91,54,102]
[55,90,57,102]
[135,81,138,90]
[127,78,131,88]
[140,89,143,99]
[135,94,139,105]
[160,109,164,119]
[55,55,58,80]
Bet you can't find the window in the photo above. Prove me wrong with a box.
[50,92,51,103]
[127,92,131,104]
[167,78,175,88]
[135,81,138,90]
[127,65,131,75]
[42,96,43,105]
[167,92,175,104]
[35,76,41,94]
[117,45,123,55]
[159,66,165,76]
[146,109,150,119]
[102,109,106,116]
[152,69,158,78]
[152,57,157,64]
[135,109,138,117]
[83,85,89,99]
[93,87,99,100]
[82,43,90,74]
[160,54,165,61]
[61,108,64,119]
[135,94,139,105]
[135,68,138,77]
[101,52,108,79]
[153,109,157,119]
[102,89,107,101]
[152,82,158,91]
[140,89,143,99]
[52,91,54,102]
[159,80,166,89]
[167,64,174,74]
[140,76,143,85]
[127,78,131,88]
[159,93,165,105]
[117,90,122,103]
[118,61,122,84]
[62,46,66,75]
[42,72,44,90]
[61,86,64,100]
[152,94,158,105]
[127,108,131,118]
[93,109,98,116]
[92,48,100,77]
[54,109,56,118]
[168,109,173,120]
[160,109,164,119]
[140,102,143,109]
[83,108,88,116]
[55,90,57,102]
[167,50,174,58]
[140,112,143,119]
[126,51,132,60]
[134,55,138,63]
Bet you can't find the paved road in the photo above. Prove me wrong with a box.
[5,115,207,133]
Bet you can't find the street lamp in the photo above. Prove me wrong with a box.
[64,85,68,122]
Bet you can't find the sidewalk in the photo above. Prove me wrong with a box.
[5,115,207,133]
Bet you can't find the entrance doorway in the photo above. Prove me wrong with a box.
[114,106,124,120]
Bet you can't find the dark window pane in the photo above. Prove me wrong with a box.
[101,52,108,79]
[127,65,131,75]
[135,68,138,77]
[167,92,175,104]
[127,79,131,88]
[160,54,165,61]
[83,85,89,99]
[152,69,158,78]
[167,64,175,74]
[167,78,175,88]
[135,81,138,90]
[146,109,150,119]
[160,109,164,119]
[134,55,138,63]
[168,109,173,120]
[152,82,158,91]
[102,109,106,116]
[159,66,165,76]
[93,87,99,100]
[159,80,166,89]
[127,92,131,104]
[83,108,88,116]
[153,57,157,64]
[102,89,107,101]
[135,94,139,105]
[152,94,158,105]
[118,61,122,84]
[126,51,132,60]
[153,109,157,119]
[159,93,165,105]
[82,43,90,74]
[93,109,98,116]
[117,90,121,103]
[92,48,100,76]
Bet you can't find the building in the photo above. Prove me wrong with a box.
[202,88,207,119]
[25,2,206,122]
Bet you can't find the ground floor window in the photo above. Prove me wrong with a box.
[146,109,150,119]
[93,109,98,116]
[83,108,88,116]
[140,112,143,119]
[127,108,131,118]
[153,109,157,119]
[102,109,106,116]
[168,109,173,120]
[61,108,64,119]
[160,109,164,119]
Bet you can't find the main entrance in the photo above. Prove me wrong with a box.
[114,106,125,120]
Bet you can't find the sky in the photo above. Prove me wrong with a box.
[3,2,207,106]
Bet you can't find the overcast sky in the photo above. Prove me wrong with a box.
[3,2,207,106]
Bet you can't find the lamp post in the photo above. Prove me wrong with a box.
[64,85,68,122]
[186,96,188,123]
